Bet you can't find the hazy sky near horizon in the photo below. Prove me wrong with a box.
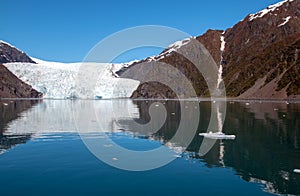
[1,0,281,63]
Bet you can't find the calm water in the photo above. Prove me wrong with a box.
[0,99,299,195]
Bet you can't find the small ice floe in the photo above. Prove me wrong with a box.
[293,169,300,174]
[3,103,8,106]
[173,154,182,158]
[112,157,118,161]
[199,131,236,140]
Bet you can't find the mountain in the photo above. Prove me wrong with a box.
[0,41,42,98]
[0,41,35,64]
[121,0,300,99]
[0,63,42,98]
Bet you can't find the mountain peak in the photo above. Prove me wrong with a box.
[0,40,35,64]
[122,0,300,99]
[249,0,295,21]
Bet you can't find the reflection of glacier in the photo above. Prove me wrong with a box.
[4,58,140,99]
[4,100,139,137]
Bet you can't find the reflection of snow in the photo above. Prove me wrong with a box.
[219,141,225,166]
[4,100,139,137]
[165,142,185,155]
[249,177,277,194]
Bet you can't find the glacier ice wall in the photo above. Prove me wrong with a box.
[4,58,140,99]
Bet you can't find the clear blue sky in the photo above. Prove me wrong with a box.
[1,0,281,63]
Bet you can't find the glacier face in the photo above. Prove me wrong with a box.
[4,58,140,99]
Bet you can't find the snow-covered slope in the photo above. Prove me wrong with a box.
[4,58,140,99]
[249,0,294,21]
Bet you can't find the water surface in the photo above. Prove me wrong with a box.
[0,99,299,195]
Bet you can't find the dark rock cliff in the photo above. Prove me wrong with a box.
[123,0,300,99]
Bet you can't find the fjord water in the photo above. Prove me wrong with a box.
[0,99,299,195]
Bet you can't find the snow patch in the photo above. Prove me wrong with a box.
[220,35,225,52]
[217,34,225,90]
[278,16,292,27]
[146,37,194,62]
[249,0,293,21]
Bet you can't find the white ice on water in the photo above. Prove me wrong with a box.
[4,58,140,99]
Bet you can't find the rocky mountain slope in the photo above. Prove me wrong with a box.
[0,41,42,98]
[0,41,35,64]
[0,63,42,98]
[122,0,300,99]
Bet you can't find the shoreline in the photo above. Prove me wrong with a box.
[1,97,300,103]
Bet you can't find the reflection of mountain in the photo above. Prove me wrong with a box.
[0,100,39,133]
[122,100,300,195]
[0,100,38,153]
[0,134,31,154]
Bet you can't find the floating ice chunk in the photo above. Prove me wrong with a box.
[293,169,300,173]
[173,154,182,158]
[199,132,236,140]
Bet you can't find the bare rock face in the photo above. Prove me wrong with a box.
[0,64,42,98]
[196,29,223,64]
[123,0,300,99]
[223,0,300,98]
[0,41,35,64]
[0,42,41,98]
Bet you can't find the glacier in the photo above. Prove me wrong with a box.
[4,58,140,99]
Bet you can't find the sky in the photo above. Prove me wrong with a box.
[1,0,282,63]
